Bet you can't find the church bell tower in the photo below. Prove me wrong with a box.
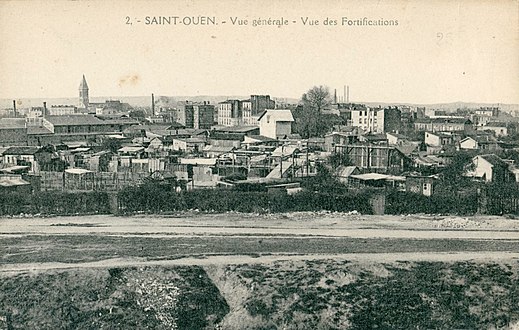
[79,74,89,109]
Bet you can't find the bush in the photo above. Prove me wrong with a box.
[117,182,373,214]
[385,191,478,215]
[0,191,110,216]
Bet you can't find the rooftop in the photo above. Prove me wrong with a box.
[0,118,26,129]
[258,109,294,122]
[214,126,259,133]
[479,154,508,167]
[3,146,41,155]
[45,115,104,126]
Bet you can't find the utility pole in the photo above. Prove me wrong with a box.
[306,140,310,177]
[279,145,284,179]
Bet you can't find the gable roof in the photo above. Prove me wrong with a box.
[336,165,359,178]
[479,154,508,167]
[257,110,294,122]
[395,143,419,156]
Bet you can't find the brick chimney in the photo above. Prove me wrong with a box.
[151,93,155,116]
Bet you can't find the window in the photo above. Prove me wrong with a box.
[423,183,428,191]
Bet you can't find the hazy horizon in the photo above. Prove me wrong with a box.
[1,1,518,104]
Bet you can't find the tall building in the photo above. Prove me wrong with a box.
[351,107,384,133]
[351,106,402,134]
[179,101,215,129]
[218,95,276,127]
[78,75,89,110]
[218,100,242,126]
[250,95,275,115]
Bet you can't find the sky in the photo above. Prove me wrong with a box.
[0,0,518,104]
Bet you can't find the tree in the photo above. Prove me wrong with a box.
[302,85,332,114]
[129,109,147,119]
[293,85,335,138]
[439,150,477,190]
[102,138,123,153]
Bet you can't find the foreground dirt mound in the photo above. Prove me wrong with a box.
[0,266,228,329]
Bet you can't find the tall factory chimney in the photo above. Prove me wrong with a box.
[334,89,337,104]
[343,86,347,104]
[347,86,350,103]
[43,102,47,117]
[151,93,155,116]
[12,100,16,117]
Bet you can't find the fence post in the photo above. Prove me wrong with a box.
[477,187,487,215]
[369,190,386,215]
[108,192,119,215]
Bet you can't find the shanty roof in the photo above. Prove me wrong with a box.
[351,173,406,181]
[0,176,30,187]
[257,110,294,122]
[70,147,92,153]
[0,165,30,173]
[386,132,408,139]
[336,166,359,178]
[118,146,145,153]
[271,146,299,157]
[202,145,235,153]
[243,135,278,143]
[179,158,217,166]
[414,155,445,166]
[166,122,186,130]
[65,168,93,174]
[214,126,259,133]
[3,146,41,155]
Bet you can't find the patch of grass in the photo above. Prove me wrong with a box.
[0,266,229,329]
[222,259,519,329]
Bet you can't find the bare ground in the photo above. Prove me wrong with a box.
[1,212,519,273]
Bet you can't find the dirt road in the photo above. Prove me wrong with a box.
[1,212,519,273]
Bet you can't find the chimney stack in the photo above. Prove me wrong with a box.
[12,100,16,117]
[334,89,337,104]
[347,86,350,103]
[43,102,47,117]
[151,93,155,117]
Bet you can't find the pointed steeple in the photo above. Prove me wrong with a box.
[78,74,89,109]
[79,74,89,90]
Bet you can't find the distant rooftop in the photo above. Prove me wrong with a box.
[0,118,26,129]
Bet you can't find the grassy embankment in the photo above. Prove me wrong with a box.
[2,260,519,329]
